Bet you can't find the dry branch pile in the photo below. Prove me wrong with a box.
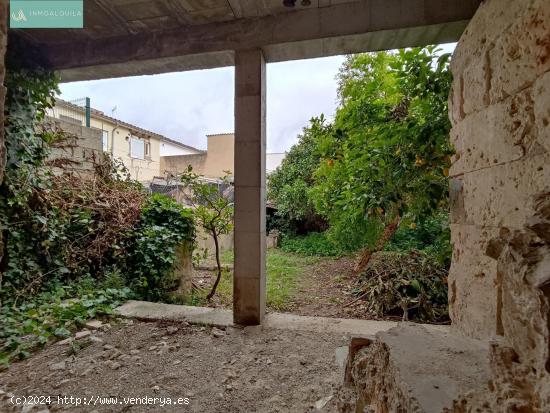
[37,154,146,275]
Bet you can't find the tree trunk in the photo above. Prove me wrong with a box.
[206,230,222,300]
[353,215,401,274]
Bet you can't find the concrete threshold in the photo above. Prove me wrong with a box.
[115,300,413,336]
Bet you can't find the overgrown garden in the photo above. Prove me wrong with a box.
[0,67,195,365]
[268,47,453,322]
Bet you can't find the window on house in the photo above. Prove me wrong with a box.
[145,142,151,157]
[130,137,145,159]
[102,130,109,152]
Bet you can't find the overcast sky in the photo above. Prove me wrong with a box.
[59,44,456,153]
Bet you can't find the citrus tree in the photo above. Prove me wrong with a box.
[311,47,453,271]
[267,115,330,233]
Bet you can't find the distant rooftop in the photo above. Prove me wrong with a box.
[55,98,203,153]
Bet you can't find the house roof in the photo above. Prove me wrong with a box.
[55,98,204,153]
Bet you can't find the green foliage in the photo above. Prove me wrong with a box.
[194,249,320,312]
[0,275,130,367]
[356,251,449,322]
[0,67,199,366]
[280,232,344,257]
[386,210,451,266]
[0,69,60,296]
[125,193,195,301]
[267,116,330,233]
[311,47,453,251]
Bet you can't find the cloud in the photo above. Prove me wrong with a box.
[59,56,344,153]
[59,44,456,154]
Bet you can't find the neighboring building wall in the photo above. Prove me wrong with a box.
[160,140,200,156]
[161,133,234,178]
[49,104,161,183]
[448,0,550,408]
[48,118,103,175]
[203,133,234,177]
[161,153,207,175]
[102,119,160,184]
[162,134,285,178]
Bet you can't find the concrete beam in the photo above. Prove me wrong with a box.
[233,48,266,326]
[30,0,481,81]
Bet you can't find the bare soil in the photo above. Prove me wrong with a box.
[285,256,373,319]
[0,320,347,413]
[196,254,375,320]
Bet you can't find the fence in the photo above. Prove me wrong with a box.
[149,176,234,206]
[47,97,91,127]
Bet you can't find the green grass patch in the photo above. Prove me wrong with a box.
[194,249,320,311]
[280,232,344,257]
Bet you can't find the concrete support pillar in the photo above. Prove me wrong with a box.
[233,49,266,325]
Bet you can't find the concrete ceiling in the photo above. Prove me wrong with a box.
[16,0,364,43]
[9,0,482,81]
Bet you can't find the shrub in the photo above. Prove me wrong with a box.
[386,210,451,266]
[280,232,344,257]
[355,251,449,322]
[124,194,195,301]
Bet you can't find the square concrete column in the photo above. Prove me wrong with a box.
[233,49,266,325]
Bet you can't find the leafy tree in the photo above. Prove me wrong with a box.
[311,47,453,270]
[267,115,330,233]
[180,168,234,300]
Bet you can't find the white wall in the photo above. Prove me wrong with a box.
[160,141,201,156]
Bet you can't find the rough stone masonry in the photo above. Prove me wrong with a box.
[339,0,550,411]
[447,0,550,407]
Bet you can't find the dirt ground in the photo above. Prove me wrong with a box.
[285,257,372,319]
[0,320,348,413]
[197,255,374,320]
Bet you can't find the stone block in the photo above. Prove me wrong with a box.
[234,186,266,233]
[489,1,550,104]
[233,276,265,325]
[461,52,490,116]
[451,0,529,76]
[233,230,266,278]
[338,324,490,413]
[235,49,265,97]
[450,88,542,176]
[455,152,549,229]
[234,141,266,187]
[533,70,550,154]
[449,224,499,340]
[234,95,265,142]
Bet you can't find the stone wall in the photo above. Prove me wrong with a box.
[448,0,550,340]
[161,153,207,176]
[47,117,103,176]
[447,0,550,409]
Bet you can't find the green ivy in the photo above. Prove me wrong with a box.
[124,194,195,301]
[0,69,61,299]
[0,274,130,367]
